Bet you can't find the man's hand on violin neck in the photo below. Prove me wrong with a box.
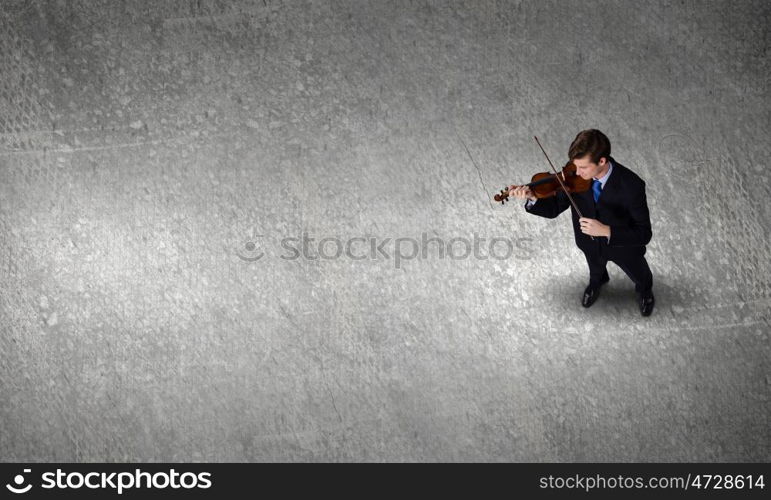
[509,185,536,201]
[579,217,611,238]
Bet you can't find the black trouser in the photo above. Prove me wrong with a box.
[584,251,653,296]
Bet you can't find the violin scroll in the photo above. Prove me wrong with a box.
[494,187,511,204]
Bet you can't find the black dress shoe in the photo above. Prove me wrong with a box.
[639,294,655,316]
[581,276,609,308]
[582,285,600,307]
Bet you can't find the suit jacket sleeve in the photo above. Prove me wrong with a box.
[608,180,652,246]
[523,191,571,218]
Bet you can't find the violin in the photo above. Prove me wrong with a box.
[493,160,591,204]
[496,136,596,240]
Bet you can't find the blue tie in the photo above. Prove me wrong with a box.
[592,180,602,203]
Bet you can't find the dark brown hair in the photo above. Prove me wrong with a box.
[568,129,611,164]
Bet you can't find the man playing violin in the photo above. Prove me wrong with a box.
[509,129,655,316]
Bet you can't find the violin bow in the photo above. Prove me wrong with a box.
[533,136,594,240]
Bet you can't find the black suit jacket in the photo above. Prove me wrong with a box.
[524,157,652,259]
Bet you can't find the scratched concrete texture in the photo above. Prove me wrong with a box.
[1,0,769,462]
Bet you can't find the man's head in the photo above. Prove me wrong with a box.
[569,129,611,180]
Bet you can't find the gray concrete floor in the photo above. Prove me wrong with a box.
[0,0,769,462]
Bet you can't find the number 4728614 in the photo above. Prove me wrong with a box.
[691,475,765,489]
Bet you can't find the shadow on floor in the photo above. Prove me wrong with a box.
[537,270,714,318]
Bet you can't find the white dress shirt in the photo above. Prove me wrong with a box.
[593,160,614,191]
